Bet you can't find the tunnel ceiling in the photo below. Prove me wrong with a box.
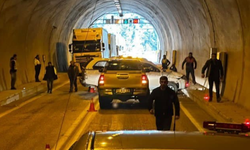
[0,0,250,110]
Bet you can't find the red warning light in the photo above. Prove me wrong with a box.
[204,94,210,101]
[244,119,250,125]
[133,19,139,24]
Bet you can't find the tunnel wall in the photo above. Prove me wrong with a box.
[0,0,249,110]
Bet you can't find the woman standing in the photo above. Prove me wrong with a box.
[43,62,57,93]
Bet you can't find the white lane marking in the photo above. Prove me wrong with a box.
[52,96,99,150]
[180,102,205,132]
[0,81,69,119]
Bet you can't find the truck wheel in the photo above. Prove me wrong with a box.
[168,82,178,92]
[99,96,112,109]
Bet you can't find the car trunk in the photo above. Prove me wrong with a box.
[103,70,145,88]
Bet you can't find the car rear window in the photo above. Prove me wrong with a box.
[106,60,142,70]
[93,61,107,70]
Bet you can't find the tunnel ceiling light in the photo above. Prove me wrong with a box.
[114,0,123,17]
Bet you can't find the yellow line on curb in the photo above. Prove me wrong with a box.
[0,81,69,119]
[52,96,99,150]
[180,102,205,132]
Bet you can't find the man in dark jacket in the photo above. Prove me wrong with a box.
[44,62,57,93]
[68,61,79,92]
[10,54,17,90]
[202,53,223,102]
[148,76,180,130]
[182,52,197,84]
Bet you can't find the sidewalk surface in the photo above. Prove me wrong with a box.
[182,83,250,124]
[0,73,68,106]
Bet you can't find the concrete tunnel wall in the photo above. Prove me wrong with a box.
[0,0,249,110]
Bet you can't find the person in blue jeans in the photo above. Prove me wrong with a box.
[182,52,197,84]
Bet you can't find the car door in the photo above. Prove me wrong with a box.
[85,60,108,86]
[142,62,162,90]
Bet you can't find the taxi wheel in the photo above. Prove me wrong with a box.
[99,96,112,109]
[168,82,178,92]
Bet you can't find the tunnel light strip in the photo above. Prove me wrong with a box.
[114,0,123,17]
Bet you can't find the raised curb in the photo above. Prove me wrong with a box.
[0,73,68,106]
[182,88,233,122]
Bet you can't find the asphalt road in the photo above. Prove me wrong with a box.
[0,84,214,150]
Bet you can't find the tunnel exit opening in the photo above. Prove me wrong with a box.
[89,12,160,63]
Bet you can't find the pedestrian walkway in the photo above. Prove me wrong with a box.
[0,73,68,106]
[182,83,250,124]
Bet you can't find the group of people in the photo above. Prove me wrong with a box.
[43,60,79,93]
[42,60,79,93]
[9,54,79,94]
[162,52,223,102]
[152,52,223,131]
[9,54,58,93]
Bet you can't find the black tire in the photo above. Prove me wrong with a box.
[138,90,150,108]
[99,96,113,109]
[168,82,178,92]
[139,97,148,108]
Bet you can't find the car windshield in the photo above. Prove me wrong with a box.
[106,60,142,70]
[73,40,101,52]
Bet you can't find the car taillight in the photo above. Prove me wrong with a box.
[142,75,148,84]
[99,75,105,85]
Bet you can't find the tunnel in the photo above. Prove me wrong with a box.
[0,0,249,110]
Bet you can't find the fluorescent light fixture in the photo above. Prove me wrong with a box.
[114,0,123,17]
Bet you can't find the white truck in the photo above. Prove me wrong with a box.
[108,33,118,57]
[69,28,109,75]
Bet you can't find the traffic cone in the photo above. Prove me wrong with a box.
[89,87,95,93]
[45,144,50,150]
[88,98,97,112]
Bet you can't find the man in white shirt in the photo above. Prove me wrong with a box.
[34,55,41,82]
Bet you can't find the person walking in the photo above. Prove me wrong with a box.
[43,62,57,93]
[68,61,79,92]
[182,52,197,84]
[161,55,170,71]
[34,55,41,82]
[10,54,17,90]
[148,76,180,130]
[202,53,223,102]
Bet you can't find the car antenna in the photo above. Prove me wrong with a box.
[54,93,72,150]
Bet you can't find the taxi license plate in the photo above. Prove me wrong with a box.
[116,88,130,93]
